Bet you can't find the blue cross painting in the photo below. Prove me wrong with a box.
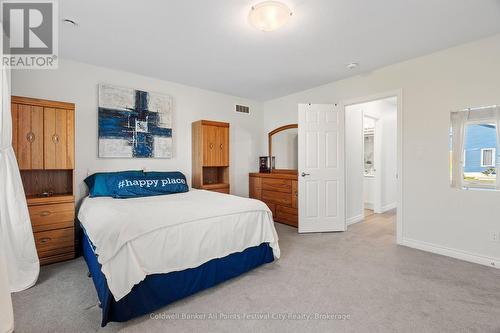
[98,84,172,158]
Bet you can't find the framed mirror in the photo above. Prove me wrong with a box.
[268,124,298,173]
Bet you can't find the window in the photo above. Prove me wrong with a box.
[450,106,499,190]
[462,123,497,187]
[481,148,496,167]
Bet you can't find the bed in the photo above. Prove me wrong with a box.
[78,189,280,326]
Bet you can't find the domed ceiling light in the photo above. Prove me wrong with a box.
[249,1,293,32]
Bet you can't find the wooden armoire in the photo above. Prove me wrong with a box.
[191,120,230,194]
[11,96,75,265]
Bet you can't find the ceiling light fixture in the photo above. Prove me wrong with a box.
[249,1,293,32]
[346,62,359,69]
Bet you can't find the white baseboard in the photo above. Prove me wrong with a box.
[347,214,364,226]
[364,202,374,210]
[399,237,500,269]
[379,202,397,213]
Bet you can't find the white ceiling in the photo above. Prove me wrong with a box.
[60,0,500,101]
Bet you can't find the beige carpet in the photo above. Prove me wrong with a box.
[11,211,500,332]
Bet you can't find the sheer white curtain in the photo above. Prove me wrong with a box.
[450,111,468,188]
[495,107,500,190]
[0,250,14,333]
[0,28,39,294]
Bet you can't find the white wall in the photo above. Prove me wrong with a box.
[12,60,264,201]
[263,34,500,267]
[379,110,397,210]
[345,104,364,223]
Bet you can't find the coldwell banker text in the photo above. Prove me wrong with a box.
[117,178,186,189]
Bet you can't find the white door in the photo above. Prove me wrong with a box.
[298,104,345,233]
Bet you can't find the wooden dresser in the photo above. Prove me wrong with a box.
[249,173,298,227]
[11,96,75,265]
[192,120,230,194]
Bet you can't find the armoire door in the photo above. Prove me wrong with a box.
[202,124,217,166]
[44,108,74,169]
[217,126,229,166]
[12,103,44,170]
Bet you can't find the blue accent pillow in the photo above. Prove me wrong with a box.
[84,170,145,197]
[111,171,189,198]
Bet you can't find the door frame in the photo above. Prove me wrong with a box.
[342,89,404,244]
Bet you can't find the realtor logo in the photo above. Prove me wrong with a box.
[1,0,58,69]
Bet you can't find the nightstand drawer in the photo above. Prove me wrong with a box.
[29,202,75,232]
[209,188,230,194]
[34,228,74,258]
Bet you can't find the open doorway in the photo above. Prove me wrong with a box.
[345,95,400,230]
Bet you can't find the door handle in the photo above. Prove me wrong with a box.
[301,172,310,177]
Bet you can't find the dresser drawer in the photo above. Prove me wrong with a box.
[292,180,298,209]
[261,190,292,206]
[34,227,74,258]
[261,200,276,217]
[29,202,75,232]
[262,178,292,193]
[249,176,262,199]
[276,205,298,227]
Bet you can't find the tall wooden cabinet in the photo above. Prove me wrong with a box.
[192,120,230,194]
[11,96,75,265]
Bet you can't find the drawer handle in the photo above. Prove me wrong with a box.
[209,143,214,149]
[52,134,60,144]
[220,144,223,149]
[39,237,51,244]
[26,132,35,143]
[39,211,51,217]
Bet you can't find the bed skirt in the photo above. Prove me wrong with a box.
[81,231,274,327]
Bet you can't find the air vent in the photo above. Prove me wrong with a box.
[235,104,249,114]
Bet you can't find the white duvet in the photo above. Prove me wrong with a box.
[78,189,280,301]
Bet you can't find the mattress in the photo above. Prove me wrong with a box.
[78,189,280,300]
[82,229,275,326]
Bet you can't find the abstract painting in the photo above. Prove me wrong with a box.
[98,84,172,158]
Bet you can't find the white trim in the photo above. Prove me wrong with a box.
[379,202,397,213]
[480,148,496,167]
[400,237,500,269]
[346,214,364,226]
[343,89,404,244]
[364,202,374,210]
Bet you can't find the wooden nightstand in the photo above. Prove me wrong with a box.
[27,195,75,265]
